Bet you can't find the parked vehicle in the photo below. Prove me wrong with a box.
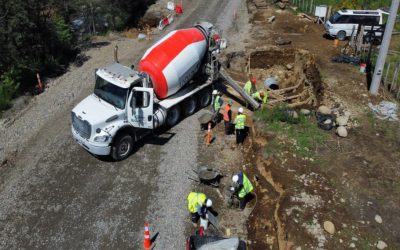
[324,9,388,41]
[71,22,224,160]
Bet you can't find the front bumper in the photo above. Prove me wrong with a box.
[71,127,111,156]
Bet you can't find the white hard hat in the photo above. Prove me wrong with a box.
[206,199,212,207]
[212,90,218,95]
[232,175,239,183]
[238,107,243,113]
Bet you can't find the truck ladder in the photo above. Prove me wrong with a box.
[219,67,261,110]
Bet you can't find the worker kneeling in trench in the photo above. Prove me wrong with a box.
[231,171,254,210]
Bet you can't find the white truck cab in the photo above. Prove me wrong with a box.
[324,9,388,41]
[71,63,157,159]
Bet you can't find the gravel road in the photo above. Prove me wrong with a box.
[0,0,243,249]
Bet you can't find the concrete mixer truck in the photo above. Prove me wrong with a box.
[71,22,224,160]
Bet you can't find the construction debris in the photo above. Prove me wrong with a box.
[267,16,276,23]
[275,37,292,45]
[253,0,268,9]
[297,13,313,21]
[368,101,399,121]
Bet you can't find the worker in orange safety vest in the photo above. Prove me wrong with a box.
[223,99,233,135]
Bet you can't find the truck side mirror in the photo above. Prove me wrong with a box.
[130,93,137,111]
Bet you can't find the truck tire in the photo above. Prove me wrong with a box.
[167,105,181,127]
[183,97,197,116]
[112,134,134,161]
[337,30,346,41]
[198,89,212,108]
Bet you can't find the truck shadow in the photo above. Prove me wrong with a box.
[96,131,176,162]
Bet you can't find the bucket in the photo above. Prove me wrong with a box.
[200,217,209,230]
[333,39,339,47]
[360,63,367,73]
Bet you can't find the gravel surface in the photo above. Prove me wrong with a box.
[0,0,243,249]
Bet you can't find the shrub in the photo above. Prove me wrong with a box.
[0,68,21,111]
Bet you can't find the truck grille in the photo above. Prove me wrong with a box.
[71,112,91,139]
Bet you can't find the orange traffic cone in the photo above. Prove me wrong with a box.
[207,122,211,145]
[144,222,151,249]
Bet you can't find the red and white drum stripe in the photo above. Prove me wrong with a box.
[139,28,207,99]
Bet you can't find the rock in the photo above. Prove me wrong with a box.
[336,116,349,126]
[300,109,311,115]
[290,110,299,119]
[323,119,332,124]
[323,221,335,234]
[286,64,293,70]
[318,105,331,114]
[376,240,387,249]
[336,126,348,137]
[375,215,382,224]
[350,243,356,248]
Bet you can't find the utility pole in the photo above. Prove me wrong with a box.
[369,0,400,95]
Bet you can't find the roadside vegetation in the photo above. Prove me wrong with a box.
[0,0,155,113]
[255,105,327,158]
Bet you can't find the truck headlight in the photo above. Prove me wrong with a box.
[94,135,109,142]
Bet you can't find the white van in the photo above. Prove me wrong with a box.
[324,9,388,41]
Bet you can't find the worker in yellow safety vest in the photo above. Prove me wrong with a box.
[187,192,213,223]
[231,171,254,209]
[244,76,257,96]
[234,107,246,144]
[252,90,267,104]
[211,90,223,123]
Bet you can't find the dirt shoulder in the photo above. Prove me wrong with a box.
[212,1,399,250]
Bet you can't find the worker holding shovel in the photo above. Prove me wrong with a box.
[187,192,213,226]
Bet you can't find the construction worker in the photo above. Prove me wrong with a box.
[211,90,223,123]
[187,192,213,224]
[234,107,246,144]
[252,90,267,104]
[231,171,254,210]
[244,76,257,96]
[223,99,233,135]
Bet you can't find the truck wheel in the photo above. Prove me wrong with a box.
[337,30,346,41]
[167,106,181,127]
[183,97,197,116]
[112,134,133,161]
[198,89,212,108]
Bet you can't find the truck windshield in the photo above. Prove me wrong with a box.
[94,76,128,109]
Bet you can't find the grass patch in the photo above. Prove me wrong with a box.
[255,105,327,158]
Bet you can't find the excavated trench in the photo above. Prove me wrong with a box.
[225,47,324,107]
[223,47,325,249]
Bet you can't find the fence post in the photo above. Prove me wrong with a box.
[391,63,400,92]
[327,6,332,20]
[384,62,391,87]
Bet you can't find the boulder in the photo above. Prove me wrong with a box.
[323,221,335,235]
[318,105,331,115]
[375,215,382,224]
[300,109,311,115]
[336,126,348,137]
[336,116,349,126]
[376,240,387,249]
[290,110,299,119]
